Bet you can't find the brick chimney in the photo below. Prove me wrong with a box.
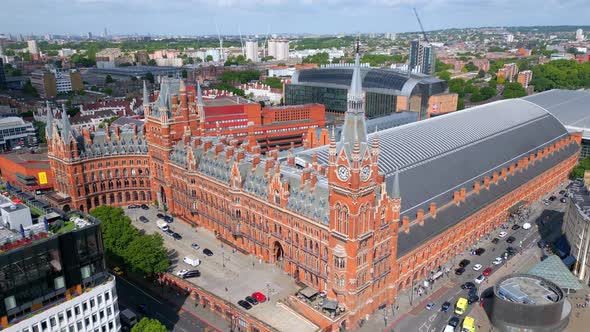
[460,187,466,202]
[484,176,490,189]
[454,191,461,205]
[474,181,480,194]
[236,150,245,162]
[501,168,507,180]
[417,209,424,226]
[429,203,437,218]
[402,216,410,233]
[492,172,499,184]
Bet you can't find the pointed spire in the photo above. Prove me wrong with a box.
[392,168,401,199]
[61,104,71,143]
[350,37,362,98]
[197,83,203,106]
[143,80,149,106]
[46,106,53,140]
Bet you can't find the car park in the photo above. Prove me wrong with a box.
[140,204,149,210]
[448,316,460,327]
[511,224,520,230]
[506,236,516,244]
[473,264,482,271]
[441,301,451,312]
[491,238,499,244]
[455,267,465,275]
[203,248,214,256]
[426,302,436,310]
[482,267,492,276]
[459,259,471,267]
[245,296,259,305]
[461,282,475,290]
[237,300,252,310]
[475,248,485,256]
[252,292,267,303]
[498,231,508,238]
[191,243,200,250]
[139,216,149,223]
[474,275,486,284]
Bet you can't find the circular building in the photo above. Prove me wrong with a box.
[490,274,571,332]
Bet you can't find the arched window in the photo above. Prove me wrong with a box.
[342,206,349,235]
[335,203,342,232]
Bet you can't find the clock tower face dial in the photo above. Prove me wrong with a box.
[361,165,371,181]
[337,166,350,181]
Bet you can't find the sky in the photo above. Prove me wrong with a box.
[2,0,590,36]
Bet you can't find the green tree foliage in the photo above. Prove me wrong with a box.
[205,55,213,62]
[147,59,157,66]
[143,72,155,84]
[102,88,113,95]
[530,59,590,91]
[262,77,283,89]
[131,318,168,332]
[435,59,453,72]
[477,69,486,78]
[90,206,169,274]
[90,86,99,91]
[572,157,590,179]
[502,82,527,99]
[457,97,465,110]
[212,84,245,97]
[33,121,46,143]
[360,54,406,66]
[469,89,483,102]
[262,56,275,62]
[105,75,114,84]
[464,62,479,72]
[294,36,353,50]
[181,69,187,79]
[448,79,466,97]
[219,70,260,84]
[436,70,451,81]
[71,54,95,67]
[480,86,497,100]
[488,46,507,52]
[23,80,39,97]
[224,55,250,66]
[302,52,330,65]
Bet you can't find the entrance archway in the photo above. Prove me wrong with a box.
[160,186,167,205]
[273,241,284,264]
[63,205,70,212]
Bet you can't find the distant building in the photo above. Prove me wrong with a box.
[245,40,259,62]
[95,48,123,68]
[155,58,183,67]
[240,82,283,105]
[0,152,53,191]
[268,39,289,60]
[27,40,40,60]
[0,117,36,150]
[31,68,83,98]
[563,178,590,288]
[87,31,93,39]
[0,58,6,89]
[506,34,514,42]
[576,28,585,42]
[550,53,575,61]
[58,48,75,57]
[497,63,518,82]
[409,40,435,75]
[517,70,533,88]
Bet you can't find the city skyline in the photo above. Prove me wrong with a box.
[2,0,590,36]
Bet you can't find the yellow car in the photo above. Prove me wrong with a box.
[113,267,124,276]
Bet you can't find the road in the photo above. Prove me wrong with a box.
[392,183,569,332]
[115,275,219,332]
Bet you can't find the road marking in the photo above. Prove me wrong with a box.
[116,275,163,304]
[428,313,437,322]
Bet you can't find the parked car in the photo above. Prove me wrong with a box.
[459,259,471,268]
[252,292,267,303]
[491,238,499,244]
[506,236,516,244]
[473,264,483,271]
[468,294,480,304]
[127,204,139,209]
[523,223,532,230]
[448,316,460,327]
[475,248,485,256]
[549,196,557,201]
[164,229,175,237]
[441,301,451,312]
[455,268,465,275]
[474,275,486,284]
[139,216,149,223]
[157,213,165,219]
[493,257,503,265]
[176,269,190,277]
[499,231,508,238]
[507,246,518,254]
[482,267,492,276]
[191,243,200,250]
[182,270,201,279]
[140,204,149,210]
[172,232,182,240]
[203,248,214,256]
[511,224,520,230]
[560,197,567,203]
[183,256,201,267]
[163,215,174,223]
[426,302,436,310]
[559,190,566,195]
[237,300,252,310]
[245,296,259,305]
[461,282,475,289]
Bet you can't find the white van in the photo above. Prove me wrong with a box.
[157,219,169,231]
[183,256,201,267]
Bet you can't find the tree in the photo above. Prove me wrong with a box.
[195,57,203,63]
[102,88,113,95]
[205,55,213,62]
[572,156,590,179]
[503,82,527,99]
[262,56,275,62]
[181,69,187,79]
[147,59,157,66]
[464,62,479,72]
[125,233,169,275]
[477,69,486,78]
[436,71,451,81]
[277,62,286,67]
[105,75,114,84]
[457,97,465,110]
[131,318,168,332]
[90,206,138,259]
[479,86,496,100]
[263,77,283,89]
[90,85,99,91]
[302,52,330,65]
[469,89,483,102]
[219,70,260,84]
[11,69,22,76]
[23,80,39,97]
[143,72,155,84]
[435,59,453,72]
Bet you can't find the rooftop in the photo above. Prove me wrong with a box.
[0,116,31,129]
[497,275,563,305]
[528,255,583,291]
[90,65,181,76]
[566,178,590,221]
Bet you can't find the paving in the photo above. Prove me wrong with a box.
[125,207,318,332]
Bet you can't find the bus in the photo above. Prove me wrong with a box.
[462,316,476,332]
[455,297,468,315]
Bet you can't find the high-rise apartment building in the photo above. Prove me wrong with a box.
[245,40,259,62]
[517,70,533,88]
[0,58,6,89]
[576,28,585,42]
[409,40,435,75]
[27,40,40,60]
[0,196,120,332]
[497,63,519,82]
[268,39,289,60]
[31,68,83,98]
[87,32,93,39]
[506,34,514,43]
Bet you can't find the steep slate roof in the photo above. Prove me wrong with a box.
[298,98,577,256]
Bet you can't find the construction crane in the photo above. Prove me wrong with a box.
[413,8,429,43]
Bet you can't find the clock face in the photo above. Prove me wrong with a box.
[361,166,371,181]
[337,166,350,181]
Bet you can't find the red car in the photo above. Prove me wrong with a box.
[252,292,267,303]
[482,267,492,276]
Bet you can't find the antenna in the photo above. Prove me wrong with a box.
[215,21,224,61]
[238,26,245,56]
[413,8,429,43]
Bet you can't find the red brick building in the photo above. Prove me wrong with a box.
[47,54,581,330]
[0,153,54,191]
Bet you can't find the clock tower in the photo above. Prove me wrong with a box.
[326,40,397,328]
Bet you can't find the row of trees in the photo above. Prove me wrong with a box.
[293,36,354,50]
[219,70,260,84]
[530,59,590,92]
[90,206,169,275]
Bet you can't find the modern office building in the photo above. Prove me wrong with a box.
[0,117,36,150]
[409,40,435,75]
[46,51,582,330]
[268,40,289,60]
[518,70,533,88]
[563,178,590,287]
[286,63,448,119]
[245,40,259,62]
[30,69,83,98]
[27,40,40,60]
[576,28,585,42]
[0,199,119,332]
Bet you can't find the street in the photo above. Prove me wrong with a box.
[383,183,569,332]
